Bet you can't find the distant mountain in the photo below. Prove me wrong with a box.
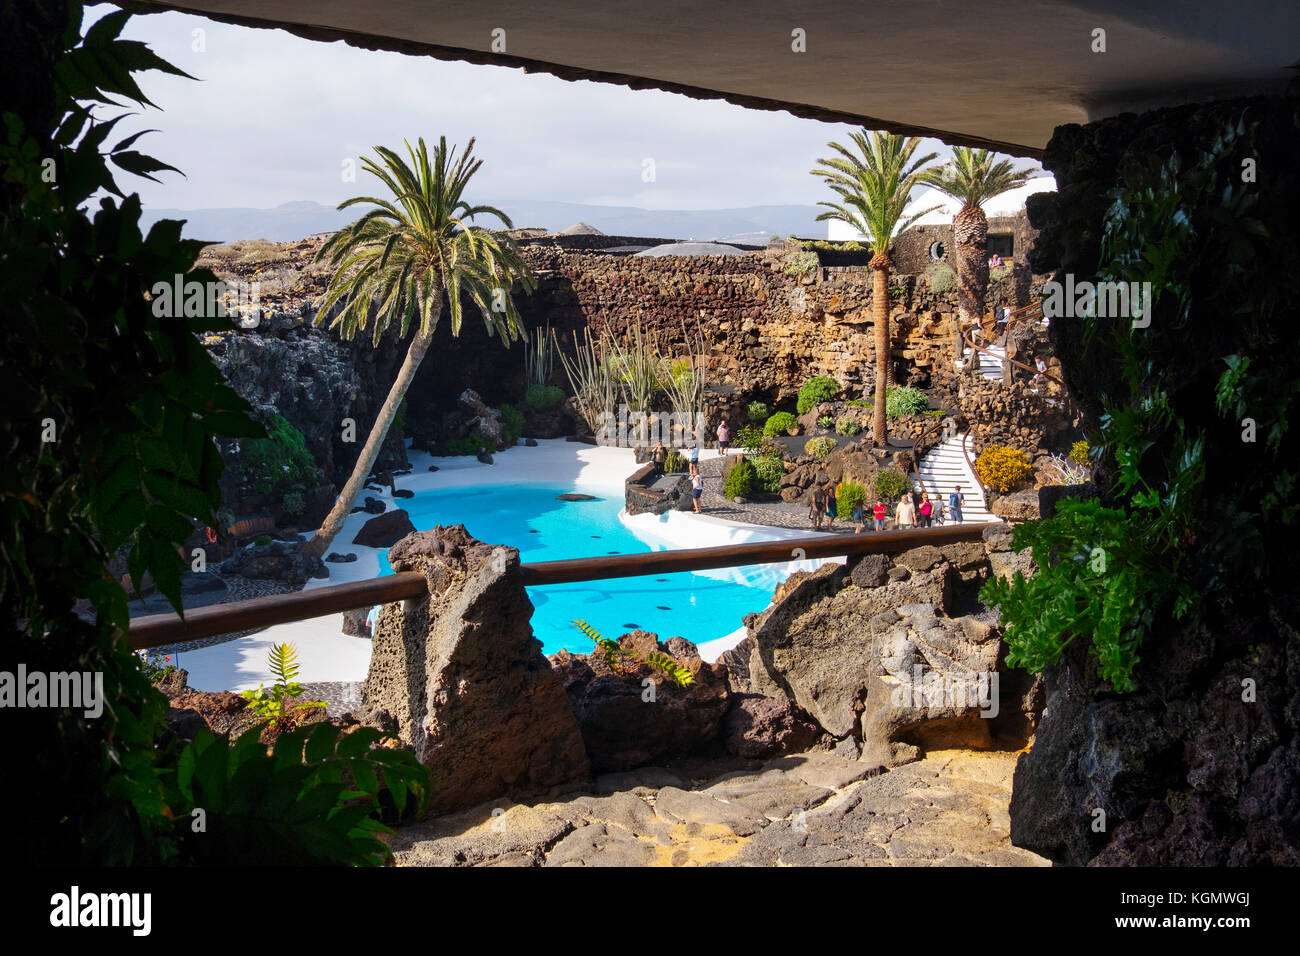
[138,199,826,244]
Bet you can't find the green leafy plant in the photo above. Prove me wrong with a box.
[254,533,273,546]
[570,621,694,687]
[874,468,909,500]
[797,376,841,414]
[498,403,525,445]
[524,383,565,410]
[243,415,317,497]
[805,436,838,458]
[723,459,756,498]
[240,643,326,728]
[171,722,430,865]
[836,480,867,516]
[644,651,696,688]
[750,454,786,493]
[975,445,1033,493]
[746,401,770,423]
[782,248,820,276]
[281,491,305,516]
[884,386,930,418]
[444,435,486,456]
[736,424,766,453]
[1069,440,1091,466]
[817,415,835,429]
[835,416,861,435]
[764,411,798,436]
[925,263,955,293]
[663,448,687,473]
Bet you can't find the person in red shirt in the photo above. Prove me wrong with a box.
[872,498,888,531]
[918,492,933,528]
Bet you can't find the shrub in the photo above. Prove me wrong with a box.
[244,415,316,496]
[835,416,861,436]
[925,263,955,293]
[885,386,930,418]
[764,411,798,435]
[736,425,766,453]
[1069,440,1091,466]
[281,491,305,516]
[837,480,867,516]
[975,445,1033,493]
[239,643,325,729]
[444,435,485,456]
[874,468,910,500]
[750,454,785,493]
[498,403,525,445]
[817,415,834,429]
[782,249,819,276]
[524,383,565,409]
[990,265,1011,281]
[746,401,770,423]
[664,448,687,473]
[805,436,838,459]
[254,534,273,546]
[723,459,756,498]
[797,376,840,414]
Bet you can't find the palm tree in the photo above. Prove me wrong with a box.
[919,147,1034,375]
[301,137,535,559]
[812,130,939,446]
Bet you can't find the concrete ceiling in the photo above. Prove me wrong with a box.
[128,0,1299,158]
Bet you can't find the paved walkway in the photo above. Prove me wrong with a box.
[387,749,1049,867]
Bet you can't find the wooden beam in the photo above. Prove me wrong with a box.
[126,524,996,649]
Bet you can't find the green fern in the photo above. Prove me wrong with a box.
[241,642,326,727]
[571,620,693,685]
[268,642,301,685]
[645,651,695,688]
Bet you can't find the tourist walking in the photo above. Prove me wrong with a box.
[809,484,826,531]
[825,482,838,531]
[652,440,666,475]
[872,498,888,532]
[690,465,704,514]
[689,442,700,468]
[896,494,916,530]
[851,496,865,534]
[949,486,965,524]
[918,492,933,528]
[716,419,730,456]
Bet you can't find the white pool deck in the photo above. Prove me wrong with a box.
[179,440,839,692]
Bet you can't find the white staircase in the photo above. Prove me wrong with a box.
[959,344,1007,380]
[914,433,997,523]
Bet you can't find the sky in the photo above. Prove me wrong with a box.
[87,3,1039,216]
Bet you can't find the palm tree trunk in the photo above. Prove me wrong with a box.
[302,327,435,559]
[954,205,989,381]
[870,256,891,446]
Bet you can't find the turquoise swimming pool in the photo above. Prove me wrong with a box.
[376,484,782,655]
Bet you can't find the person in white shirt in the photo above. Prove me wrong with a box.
[896,495,916,529]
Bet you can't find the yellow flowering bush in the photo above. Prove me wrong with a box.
[975,445,1033,493]
[1069,440,1090,466]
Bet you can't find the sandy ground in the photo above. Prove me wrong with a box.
[181,440,840,692]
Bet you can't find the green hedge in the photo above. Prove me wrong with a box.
[874,468,910,500]
[722,459,756,498]
[751,454,785,492]
[797,376,840,414]
[524,383,565,409]
[764,411,798,435]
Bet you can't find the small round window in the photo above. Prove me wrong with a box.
[928,241,946,260]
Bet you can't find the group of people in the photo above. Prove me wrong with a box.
[652,438,707,514]
[809,483,966,533]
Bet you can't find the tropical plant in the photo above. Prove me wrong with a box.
[660,319,708,446]
[664,448,688,473]
[281,491,305,516]
[764,411,798,435]
[874,468,910,500]
[524,383,564,409]
[558,326,617,436]
[796,376,841,414]
[750,454,786,493]
[805,436,838,458]
[835,416,861,436]
[443,435,487,456]
[975,445,1033,493]
[818,415,835,430]
[572,618,633,671]
[885,386,930,418]
[302,137,535,558]
[919,147,1034,374]
[172,723,430,865]
[242,414,317,497]
[525,321,556,387]
[570,619,693,686]
[240,643,327,728]
[613,323,663,444]
[813,131,940,445]
[498,403,525,445]
[747,401,770,423]
[836,480,868,516]
[736,424,766,453]
[644,651,696,688]
[723,459,756,498]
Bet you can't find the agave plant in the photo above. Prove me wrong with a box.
[525,320,557,388]
[558,327,618,438]
[660,318,709,448]
[613,323,664,445]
